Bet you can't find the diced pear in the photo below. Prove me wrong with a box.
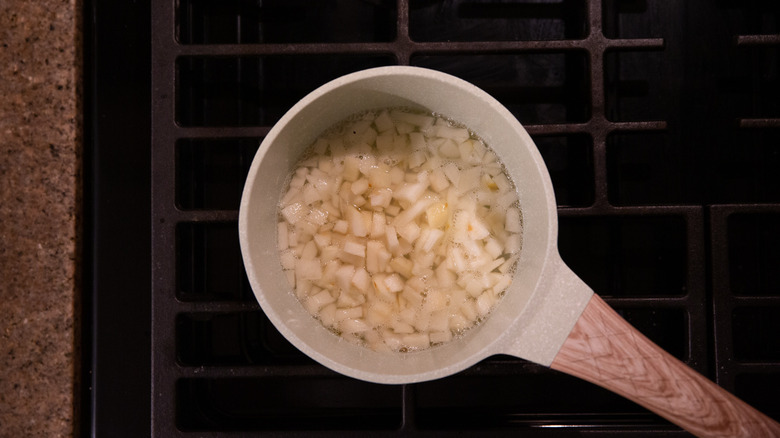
[423,290,447,313]
[385,225,400,254]
[458,140,474,161]
[483,256,505,273]
[284,270,295,287]
[371,274,397,303]
[320,245,340,265]
[399,307,416,325]
[374,109,394,132]
[429,168,450,193]
[425,202,449,229]
[397,236,413,256]
[340,318,370,333]
[435,125,470,143]
[335,306,363,322]
[442,162,460,187]
[492,172,511,192]
[306,289,335,313]
[351,178,369,195]
[376,133,393,151]
[345,205,367,237]
[406,276,426,292]
[296,277,312,300]
[438,139,460,158]
[342,156,360,182]
[321,259,340,286]
[300,240,318,260]
[394,133,408,150]
[307,207,328,226]
[482,173,499,192]
[449,313,471,331]
[457,166,481,194]
[418,228,444,253]
[332,219,348,234]
[384,273,405,293]
[392,194,435,227]
[409,131,426,150]
[391,320,415,334]
[395,122,415,135]
[466,216,490,241]
[351,266,371,292]
[280,250,297,270]
[402,333,431,350]
[408,150,427,169]
[505,233,522,255]
[493,273,512,294]
[365,240,383,273]
[302,183,321,205]
[366,303,393,327]
[447,246,467,272]
[401,285,423,307]
[484,238,502,259]
[460,300,478,322]
[471,139,487,161]
[370,211,386,238]
[382,330,404,350]
[505,207,522,233]
[281,201,306,225]
[390,110,434,130]
[337,290,364,308]
[428,310,449,332]
[369,187,393,208]
[412,310,431,332]
[394,180,429,205]
[390,257,414,279]
[335,264,356,292]
[369,167,392,189]
[313,231,332,249]
[476,290,495,316]
[435,263,456,287]
[319,303,337,328]
[498,254,518,274]
[385,204,401,217]
[278,222,289,250]
[396,221,420,243]
[384,166,400,184]
[430,330,453,344]
[377,246,392,273]
[465,277,484,298]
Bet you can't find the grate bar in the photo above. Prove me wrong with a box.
[173,364,338,379]
[168,37,664,58]
[739,118,780,128]
[174,301,259,313]
[173,126,271,139]
[736,35,780,46]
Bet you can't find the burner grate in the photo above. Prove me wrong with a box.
[147,0,780,435]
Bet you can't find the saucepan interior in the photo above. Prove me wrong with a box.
[238,66,559,384]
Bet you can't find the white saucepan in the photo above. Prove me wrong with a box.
[238,66,780,437]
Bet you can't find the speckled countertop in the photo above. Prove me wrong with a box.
[0,1,81,436]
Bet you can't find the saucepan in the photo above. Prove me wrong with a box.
[238,66,779,437]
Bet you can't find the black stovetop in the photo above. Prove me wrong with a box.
[84,0,780,436]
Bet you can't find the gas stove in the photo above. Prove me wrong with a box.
[85,0,780,436]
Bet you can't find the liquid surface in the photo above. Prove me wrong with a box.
[276,108,522,352]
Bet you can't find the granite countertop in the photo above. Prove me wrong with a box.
[0,1,81,436]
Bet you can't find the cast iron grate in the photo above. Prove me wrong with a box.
[151,0,780,435]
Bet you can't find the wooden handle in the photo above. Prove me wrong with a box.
[551,294,780,438]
